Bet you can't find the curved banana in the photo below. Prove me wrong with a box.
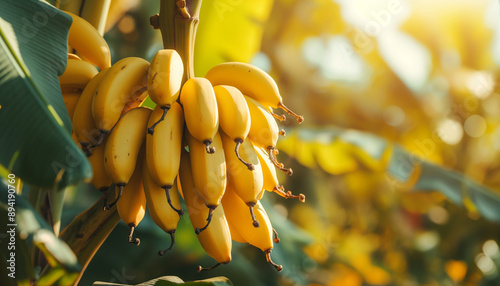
[221,183,282,271]
[103,106,152,209]
[146,102,184,216]
[178,150,232,271]
[205,62,303,123]
[62,91,81,119]
[244,95,291,175]
[87,134,112,192]
[116,148,146,246]
[213,85,253,170]
[59,59,98,92]
[143,160,182,256]
[73,68,109,152]
[186,131,226,231]
[147,49,184,134]
[221,132,263,227]
[180,77,219,153]
[65,11,111,71]
[92,57,150,134]
[254,146,305,202]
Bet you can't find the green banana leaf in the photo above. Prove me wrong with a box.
[92,276,232,286]
[0,0,92,189]
[278,126,500,222]
[0,177,80,285]
[194,0,275,76]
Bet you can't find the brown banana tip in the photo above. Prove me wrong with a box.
[195,207,215,234]
[197,262,221,272]
[278,102,303,124]
[272,113,286,121]
[286,168,293,176]
[234,139,254,170]
[265,249,283,272]
[279,129,286,137]
[148,107,169,135]
[203,140,215,154]
[299,194,306,202]
[248,205,260,228]
[158,231,175,256]
[128,224,140,246]
[164,186,184,216]
[149,14,160,29]
[273,228,280,243]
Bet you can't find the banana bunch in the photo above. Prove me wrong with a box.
[60,16,305,271]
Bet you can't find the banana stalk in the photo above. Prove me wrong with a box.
[158,0,203,83]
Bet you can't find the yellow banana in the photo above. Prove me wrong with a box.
[103,106,152,209]
[65,11,111,71]
[59,59,98,92]
[178,150,232,271]
[87,134,112,192]
[221,132,263,227]
[180,77,219,153]
[146,102,185,216]
[213,85,253,170]
[186,130,226,212]
[92,57,150,134]
[143,161,182,256]
[116,147,146,246]
[254,146,305,202]
[205,62,303,123]
[147,49,184,134]
[244,95,291,175]
[221,183,282,271]
[62,91,81,119]
[73,68,109,153]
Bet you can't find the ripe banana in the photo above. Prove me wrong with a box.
[221,132,263,227]
[221,183,282,271]
[244,95,291,175]
[180,77,219,153]
[116,148,146,246]
[62,91,81,119]
[146,102,184,216]
[147,49,184,134]
[254,146,305,202]
[92,57,150,134]
[143,160,182,256]
[87,134,112,192]
[103,106,152,209]
[186,131,226,232]
[73,68,109,152]
[65,11,111,71]
[59,58,98,92]
[178,150,232,271]
[213,85,253,170]
[205,62,303,123]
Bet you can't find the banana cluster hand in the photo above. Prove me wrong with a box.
[61,24,305,271]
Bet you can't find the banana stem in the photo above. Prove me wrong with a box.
[127,224,140,245]
[197,262,221,273]
[158,0,203,84]
[147,106,170,135]
[164,186,184,216]
[234,138,254,171]
[80,0,112,35]
[195,206,215,234]
[158,230,175,256]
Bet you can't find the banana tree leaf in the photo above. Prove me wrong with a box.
[279,126,500,222]
[0,176,80,285]
[0,0,92,189]
[194,0,274,76]
[92,276,232,286]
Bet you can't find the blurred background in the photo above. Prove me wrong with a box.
[62,0,500,285]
